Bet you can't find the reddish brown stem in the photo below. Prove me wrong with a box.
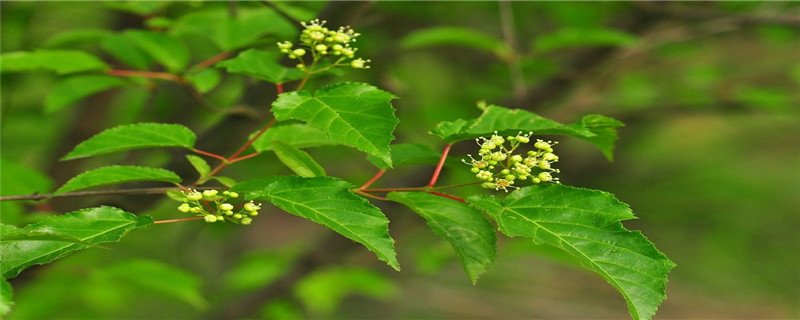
[206,118,276,178]
[193,148,229,162]
[427,144,452,187]
[276,83,284,94]
[192,51,231,70]
[356,190,388,201]
[230,152,260,163]
[107,69,182,82]
[359,170,385,190]
[428,191,466,203]
[154,217,205,224]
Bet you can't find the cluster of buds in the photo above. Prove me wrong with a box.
[277,19,369,71]
[464,131,561,192]
[177,189,261,225]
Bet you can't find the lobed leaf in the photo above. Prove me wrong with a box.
[0,50,108,74]
[54,165,182,195]
[271,141,327,178]
[366,143,442,170]
[430,104,623,160]
[124,30,190,72]
[216,49,305,84]
[252,123,338,152]
[271,82,399,166]
[45,75,127,113]
[401,27,510,57]
[62,123,196,160]
[468,184,675,320]
[0,206,153,279]
[388,192,496,284]
[233,176,399,270]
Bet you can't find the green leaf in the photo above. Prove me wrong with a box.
[216,49,305,84]
[0,50,108,74]
[224,249,297,292]
[211,176,237,188]
[0,278,12,316]
[54,165,182,195]
[468,184,675,320]
[401,27,510,57]
[171,7,296,51]
[272,82,399,166]
[388,192,496,284]
[430,104,623,160]
[43,29,113,48]
[1,231,94,246]
[233,176,399,270]
[367,143,442,170]
[104,1,168,15]
[0,206,153,279]
[62,123,197,160]
[102,34,153,70]
[294,267,398,316]
[252,123,338,152]
[99,259,207,309]
[185,155,211,178]
[186,69,220,93]
[271,141,326,178]
[45,75,127,113]
[534,28,638,53]
[0,157,54,196]
[124,30,189,72]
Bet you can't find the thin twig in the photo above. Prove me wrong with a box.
[428,191,467,203]
[359,170,385,190]
[193,148,229,162]
[498,0,526,105]
[192,51,232,70]
[427,144,452,187]
[107,69,182,82]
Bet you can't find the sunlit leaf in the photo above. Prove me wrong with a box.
[388,192,496,284]
[469,184,675,320]
[272,82,399,166]
[271,141,326,178]
[216,49,305,84]
[233,176,399,270]
[54,165,181,194]
[0,50,108,74]
[45,75,127,113]
[62,123,196,160]
[252,123,338,152]
[185,155,211,178]
[0,206,153,279]
[431,104,623,160]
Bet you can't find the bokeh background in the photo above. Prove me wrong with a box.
[1,2,798,319]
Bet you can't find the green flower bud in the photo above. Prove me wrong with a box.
[538,172,553,182]
[241,217,253,225]
[178,203,191,213]
[233,213,243,219]
[292,49,306,57]
[244,202,260,212]
[510,155,523,163]
[543,153,559,161]
[249,211,259,216]
[219,203,234,211]
[204,215,218,223]
[186,191,203,201]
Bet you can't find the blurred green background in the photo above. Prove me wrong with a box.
[1,1,798,319]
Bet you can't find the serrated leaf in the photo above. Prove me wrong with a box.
[0,206,153,279]
[367,143,442,170]
[468,184,675,320]
[430,104,623,160]
[62,123,196,160]
[272,82,399,166]
[388,192,496,284]
[216,49,305,84]
[54,165,181,195]
[171,7,295,51]
[102,34,153,70]
[271,141,326,178]
[99,259,207,309]
[186,69,220,93]
[0,278,12,316]
[185,155,211,178]
[534,28,638,53]
[233,176,399,270]
[124,30,189,72]
[401,27,510,57]
[252,123,338,152]
[1,231,94,246]
[43,29,113,48]
[45,75,127,113]
[0,50,108,74]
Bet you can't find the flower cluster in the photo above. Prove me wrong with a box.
[277,19,369,72]
[177,189,261,225]
[464,131,561,192]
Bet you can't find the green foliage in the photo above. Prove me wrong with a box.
[185,155,211,180]
[97,259,207,309]
[101,34,153,70]
[431,104,623,160]
[533,27,638,52]
[54,165,182,194]
[233,176,399,270]
[367,143,441,170]
[216,49,305,84]
[388,192,496,284]
[42,29,113,48]
[469,184,676,320]
[186,69,220,93]
[0,279,12,317]
[123,30,190,72]
[62,123,197,160]
[294,267,398,316]
[272,82,399,166]
[0,50,108,74]
[0,207,153,279]
[224,249,297,292]
[401,27,510,57]
[271,141,327,178]
[171,7,295,51]
[45,75,127,113]
[252,123,337,152]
